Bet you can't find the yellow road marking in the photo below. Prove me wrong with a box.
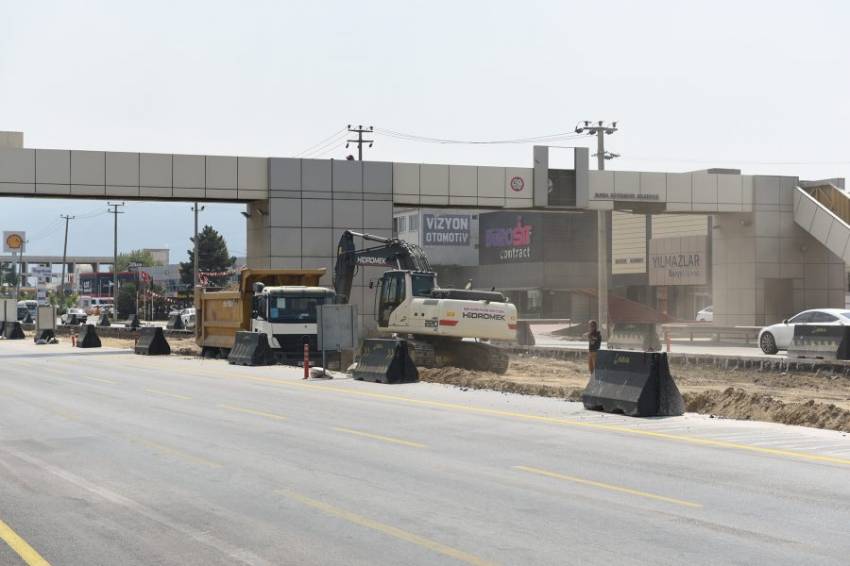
[144,388,191,400]
[185,369,850,467]
[277,490,495,566]
[81,376,117,385]
[333,427,426,449]
[218,404,287,421]
[514,465,702,509]
[128,436,222,469]
[0,517,51,566]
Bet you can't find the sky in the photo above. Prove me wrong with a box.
[1,0,848,261]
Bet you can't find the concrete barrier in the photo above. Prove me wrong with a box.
[353,339,419,384]
[787,325,850,360]
[581,350,683,417]
[228,332,277,366]
[607,322,661,351]
[77,324,101,348]
[134,327,171,356]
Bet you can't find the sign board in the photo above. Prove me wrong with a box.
[479,212,542,265]
[3,231,25,253]
[648,235,707,286]
[422,214,471,246]
[37,305,56,331]
[317,304,359,351]
[612,211,647,275]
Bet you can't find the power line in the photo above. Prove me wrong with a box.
[296,128,347,157]
[301,133,349,159]
[374,127,588,145]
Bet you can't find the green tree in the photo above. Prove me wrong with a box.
[117,282,137,319]
[48,291,78,315]
[179,225,235,287]
[115,249,158,272]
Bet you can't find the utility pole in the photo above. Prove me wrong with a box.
[192,203,205,288]
[575,121,619,338]
[346,125,374,161]
[108,202,125,318]
[60,214,75,297]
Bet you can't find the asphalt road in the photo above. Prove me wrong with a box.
[1,341,849,565]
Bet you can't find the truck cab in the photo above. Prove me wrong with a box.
[251,285,336,358]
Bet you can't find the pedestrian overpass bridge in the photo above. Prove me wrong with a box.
[0,132,845,327]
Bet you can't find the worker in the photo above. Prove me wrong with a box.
[587,320,601,374]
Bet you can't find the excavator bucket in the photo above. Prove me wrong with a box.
[353,338,419,384]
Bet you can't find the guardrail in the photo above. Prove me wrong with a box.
[659,323,762,344]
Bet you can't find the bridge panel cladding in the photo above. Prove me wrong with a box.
[0,148,268,202]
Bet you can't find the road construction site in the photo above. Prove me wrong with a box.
[1,338,849,566]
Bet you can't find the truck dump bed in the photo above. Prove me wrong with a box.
[195,268,326,351]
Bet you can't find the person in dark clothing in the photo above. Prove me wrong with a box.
[587,320,602,374]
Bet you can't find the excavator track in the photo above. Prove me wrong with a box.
[406,338,509,374]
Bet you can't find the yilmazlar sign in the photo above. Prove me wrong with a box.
[649,235,707,286]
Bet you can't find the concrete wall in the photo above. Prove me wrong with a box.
[712,175,844,326]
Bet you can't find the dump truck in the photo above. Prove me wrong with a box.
[195,268,334,361]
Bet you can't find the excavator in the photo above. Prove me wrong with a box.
[334,230,516,374]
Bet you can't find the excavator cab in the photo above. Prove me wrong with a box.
[376,271,436,327]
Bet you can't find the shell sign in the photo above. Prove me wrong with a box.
[3,231,25,253]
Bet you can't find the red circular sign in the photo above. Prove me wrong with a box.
[509,176,525,192]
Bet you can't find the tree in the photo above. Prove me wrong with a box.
[179,225,236,287]
[116,249,158,272]
[117,282,137,319]
[48,291,79,315]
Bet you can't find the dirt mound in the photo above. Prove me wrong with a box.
[419,366,583,400]
[684,387,850,433]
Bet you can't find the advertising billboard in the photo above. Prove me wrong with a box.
[422,214,471,246]
[648,235,708,286]
[479,212,542,264]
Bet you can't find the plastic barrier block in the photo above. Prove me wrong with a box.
[228,332,277,366]
[98,313,111,327]
[134,327,171,356]
[788,325,850,360]
[2,321,25,340]
[77,324,102,348]
[352,339,419,384]
[166,314,184,330]
[581,349,683,417]
[127,314,141,330]
[34,329,57,344]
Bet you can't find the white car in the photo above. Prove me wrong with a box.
[758,308,850,354]
[696,306,713,322]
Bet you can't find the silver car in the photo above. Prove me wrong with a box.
[758,308,850,354]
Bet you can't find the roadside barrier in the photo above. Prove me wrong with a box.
[0,321,4,336]
[227,332,277,366]
[166,314,184,330]
[581,350,684,417]
[352,338,419,384]
[98,313,111,327]
[606,322,661,351]
[34,329,57,344]
[787,325,850,360]
[515,321,535,346]
[134,327,171,356]
[77,324,102,348]
[127,314,141,330]
[2,321,25,340]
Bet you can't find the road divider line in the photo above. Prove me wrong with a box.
[161,367,850,467]
[127,436,222,469]
[513,465,702,509]
[0,517,51,566]
[332,427,426,449]
[218,404,287,421]
[144,388,191,400]
[276,490,494,566]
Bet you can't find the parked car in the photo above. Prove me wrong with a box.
[696,305,713,322]
[61,308,88,325]
[180,307,196,330]
[758,308,850,354]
